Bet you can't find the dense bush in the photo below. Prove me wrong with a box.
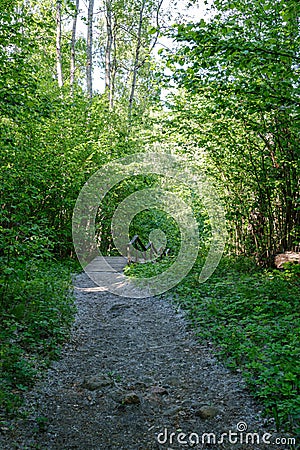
[0,260,76,421]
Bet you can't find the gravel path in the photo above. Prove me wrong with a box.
[1,271,288,449]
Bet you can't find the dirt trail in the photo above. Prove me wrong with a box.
[1,268,284,450]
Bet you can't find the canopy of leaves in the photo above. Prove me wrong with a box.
[165,0,300,262]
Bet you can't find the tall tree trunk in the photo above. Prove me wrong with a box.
[56,0,63,87]
[86,0,94,99]
[128,0,146,118]
[70,0,79,95]
[108,19,119,110]
[105,0,113,107]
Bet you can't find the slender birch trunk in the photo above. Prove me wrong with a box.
[70,0,79,95]
[56,0,63,87]
[109,23,118,110]
[105,0,113,106]
[128,0,146,118]
[86,0,94,99]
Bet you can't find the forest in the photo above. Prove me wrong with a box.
[0,0,299,438]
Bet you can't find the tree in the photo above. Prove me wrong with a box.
[128,0,146,117]
[166,0,300,263]
[86,0,94,98]
[70,0,80,94]
[56,0,63,87]
[97,0,164,113]
[104,0,114,107]
[128,0,164,118]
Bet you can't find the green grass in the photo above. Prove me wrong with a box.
[0,259,76,423]
[128,255,300,435]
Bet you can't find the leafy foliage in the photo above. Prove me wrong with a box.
[1,0,299,439]
[165,0,300,263]
[0,260,76,421]
[0,0,153,421]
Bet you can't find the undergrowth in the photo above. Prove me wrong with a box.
[0,259,76,424]
[128,255,300,436]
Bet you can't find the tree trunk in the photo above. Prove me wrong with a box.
[70,0,79,95]
[86,0,94,99]
[128,0,146,118]
[109,19,118,110]
[56,0,63,88]
[105,0,113,107]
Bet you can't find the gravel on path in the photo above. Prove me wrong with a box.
[0,272,287,450]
